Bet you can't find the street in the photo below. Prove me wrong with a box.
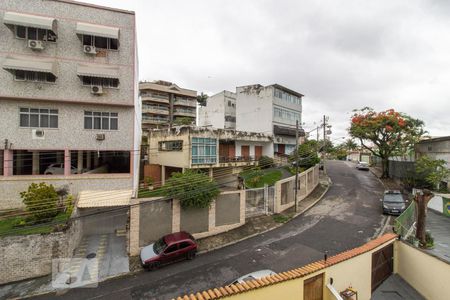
[34,160,387,300]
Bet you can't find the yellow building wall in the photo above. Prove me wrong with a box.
[227,278,303,300]
[395,241,450,300]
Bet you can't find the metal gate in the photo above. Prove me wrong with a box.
[245,185,274,218]
[371,243,394,291]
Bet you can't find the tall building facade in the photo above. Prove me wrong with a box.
[0,0,140,209]
[139,80,197,132]
[236,84,303,155]
[198,90,236,129]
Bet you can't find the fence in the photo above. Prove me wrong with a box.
[245,185,275,218]
[394,202,418,244]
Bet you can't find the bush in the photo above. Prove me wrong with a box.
[20,182,58,223]
[258,156,274,169]
[164,170,220,209]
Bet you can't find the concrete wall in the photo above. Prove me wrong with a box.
[0,213,83,284]
[275,165,319,213]
[235,141,273,158]
[198,91,226,129]
[236,85,273,134]
[395,241,450,300]
[0,174,132,209]
[129,190,245,256]
[80,207,128,235]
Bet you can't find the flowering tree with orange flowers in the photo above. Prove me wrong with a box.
[349,107,425,178]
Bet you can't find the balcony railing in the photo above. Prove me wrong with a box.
[141,94,170,104]
[173,109,196,117]
[174,99,196,107]
[142,116,169,124]
[142,105,169,115]
[219,156,257,163]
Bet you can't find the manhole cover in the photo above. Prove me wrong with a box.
[86,253,96,259]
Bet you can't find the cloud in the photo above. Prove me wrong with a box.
[84,0,450,139]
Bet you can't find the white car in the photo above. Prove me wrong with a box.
[44,163,81,175]
[356,161,369,170]
[229,269,276,285]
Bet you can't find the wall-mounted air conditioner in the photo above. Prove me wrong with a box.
[28,40,44,50]
[96,133,105,141]
[83,45,97,54]
[91,85,103,95]
[32,129,45,139]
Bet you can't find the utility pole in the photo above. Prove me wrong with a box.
[323,115,326,154]
[294,120,299,213]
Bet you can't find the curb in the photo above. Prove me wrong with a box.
[198,179,332,255]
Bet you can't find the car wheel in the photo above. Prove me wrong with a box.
[187,250,196,260]
[148,261,160,271]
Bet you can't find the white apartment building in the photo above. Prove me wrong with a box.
[0,0,140,209]
[236,84,303,155]
[198,90,236,129]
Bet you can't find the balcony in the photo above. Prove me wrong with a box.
[142,105,169,115]
[142,116,169,124]
[174,98,196,107]
[141,93,170,104]
[173,108,196,117]
[217,155,257,167]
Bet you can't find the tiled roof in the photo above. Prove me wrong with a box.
[174,233,398,300]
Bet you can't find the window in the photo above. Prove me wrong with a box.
[165,245,178,254]
[81,76,119,88]
[273,107,301,123]
[228,100,231,107]
[14,70,56,83]
[82,35,119,50]
[19,108,58,128]
[84,111,118,130]
[15,26,57,42]
[273,88,301,105]
[225,115,236,122]
[159,140,183,151]
[192,137,217,164]
[179,242,191,249]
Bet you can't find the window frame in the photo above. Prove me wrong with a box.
[84,111,119,131]
[81,76,120,89]
[19,107,59,129]
[82,34,119,51]
[14,25,57,42]
[159,140,183,151]
[13,70,56,84]
[191,137,217,165]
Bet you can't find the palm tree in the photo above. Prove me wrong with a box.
[197,92,208,107]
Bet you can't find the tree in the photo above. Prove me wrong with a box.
[415,156,449,191]
[20,182,58,222]
[290,140,320,169]
[173,117,194,126]
[197,92,208,107]
[163,170,220,209]
[344,139,358,151]
[349,107,425,178]
[414,189,434,248]
[258,156,274,169]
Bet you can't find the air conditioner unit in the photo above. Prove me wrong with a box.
[91,85,103,95]
[96,133,105,141]
[276,137,283,143]
[32,129,45,139]
[28,40,44,50]
[83,45,97,54]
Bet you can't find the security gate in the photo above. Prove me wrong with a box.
[245,185,274,218]
[371,243,394,291]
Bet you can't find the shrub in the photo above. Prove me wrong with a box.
[20,182,58,223]
[258,156,274,169]
[164,170,220,209]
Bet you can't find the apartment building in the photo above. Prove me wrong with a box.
[198,90,236,129]
[145,126,272,187]
[139,80,197,132]
[236,84,304,155]
[0,0,140,209]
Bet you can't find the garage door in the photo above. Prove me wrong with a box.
[371,243,394,291]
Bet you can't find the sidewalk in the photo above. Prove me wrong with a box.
[425,209,450,263]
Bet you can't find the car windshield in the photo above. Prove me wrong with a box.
[384,194,403,203]
[153,237,167,254]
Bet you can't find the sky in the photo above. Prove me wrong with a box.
[82,0,450,142]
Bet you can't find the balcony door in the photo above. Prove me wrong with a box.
[241,145,249,160]
[255,146,263,160]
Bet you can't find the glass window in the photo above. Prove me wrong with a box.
[85,111,118,130]
[83,35,93,46]
[179,242,191,249]
[15,70,25,80]
[94,36,108,49]
[110,38,118,50]
[14,70,56,83]
[27,27,37,40]
[192,137,217,164]
[19,107,58,128]
[16,25,26,38]
[165,245,178,254]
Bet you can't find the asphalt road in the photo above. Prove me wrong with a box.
[35,160,387,300]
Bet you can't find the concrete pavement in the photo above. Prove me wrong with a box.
[27,160,386,300]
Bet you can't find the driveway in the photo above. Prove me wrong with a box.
[32,160,386,300]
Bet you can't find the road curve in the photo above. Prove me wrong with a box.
[35,160,386,300]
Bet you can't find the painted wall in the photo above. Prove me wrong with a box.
[198,91,226,129]
[395,241,450,300]
[235,141,273,158]
[236,85,273,134]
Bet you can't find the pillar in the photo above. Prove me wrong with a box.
[15,151,23,175]
[77,150,83,173]
[161,165,166,185]
[86,151,92,170]
[64,149,71,176]
[94,152,99,168]
[209,168,213,178]
[3,149,13,176]
[32,151,40,175]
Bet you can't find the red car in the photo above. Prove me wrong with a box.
[140,231,197,270]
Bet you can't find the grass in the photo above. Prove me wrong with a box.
[138,188,166,198]
[240,168,283,188]
[0,211,72,236]
[272,214,291,223]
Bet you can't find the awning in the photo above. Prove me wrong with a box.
[76,22,119,39]
[77,64,119,79]
[77,190,132,208]
[3,12,57,32]
[2,57,57,75]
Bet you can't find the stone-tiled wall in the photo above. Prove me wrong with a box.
[0,213,83,284]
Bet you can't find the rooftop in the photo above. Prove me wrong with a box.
[54,0,135,15]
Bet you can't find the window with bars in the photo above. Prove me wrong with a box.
[159,140,183,151]
[84,111,118,130]
[82,35,118,50]
[19,108,58,128]
[273,107,301,123]
[273,88,301,105]
[15,25,57,42]
[192,137,217,164]
[14,70,56,83]
[81,76,119,88]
